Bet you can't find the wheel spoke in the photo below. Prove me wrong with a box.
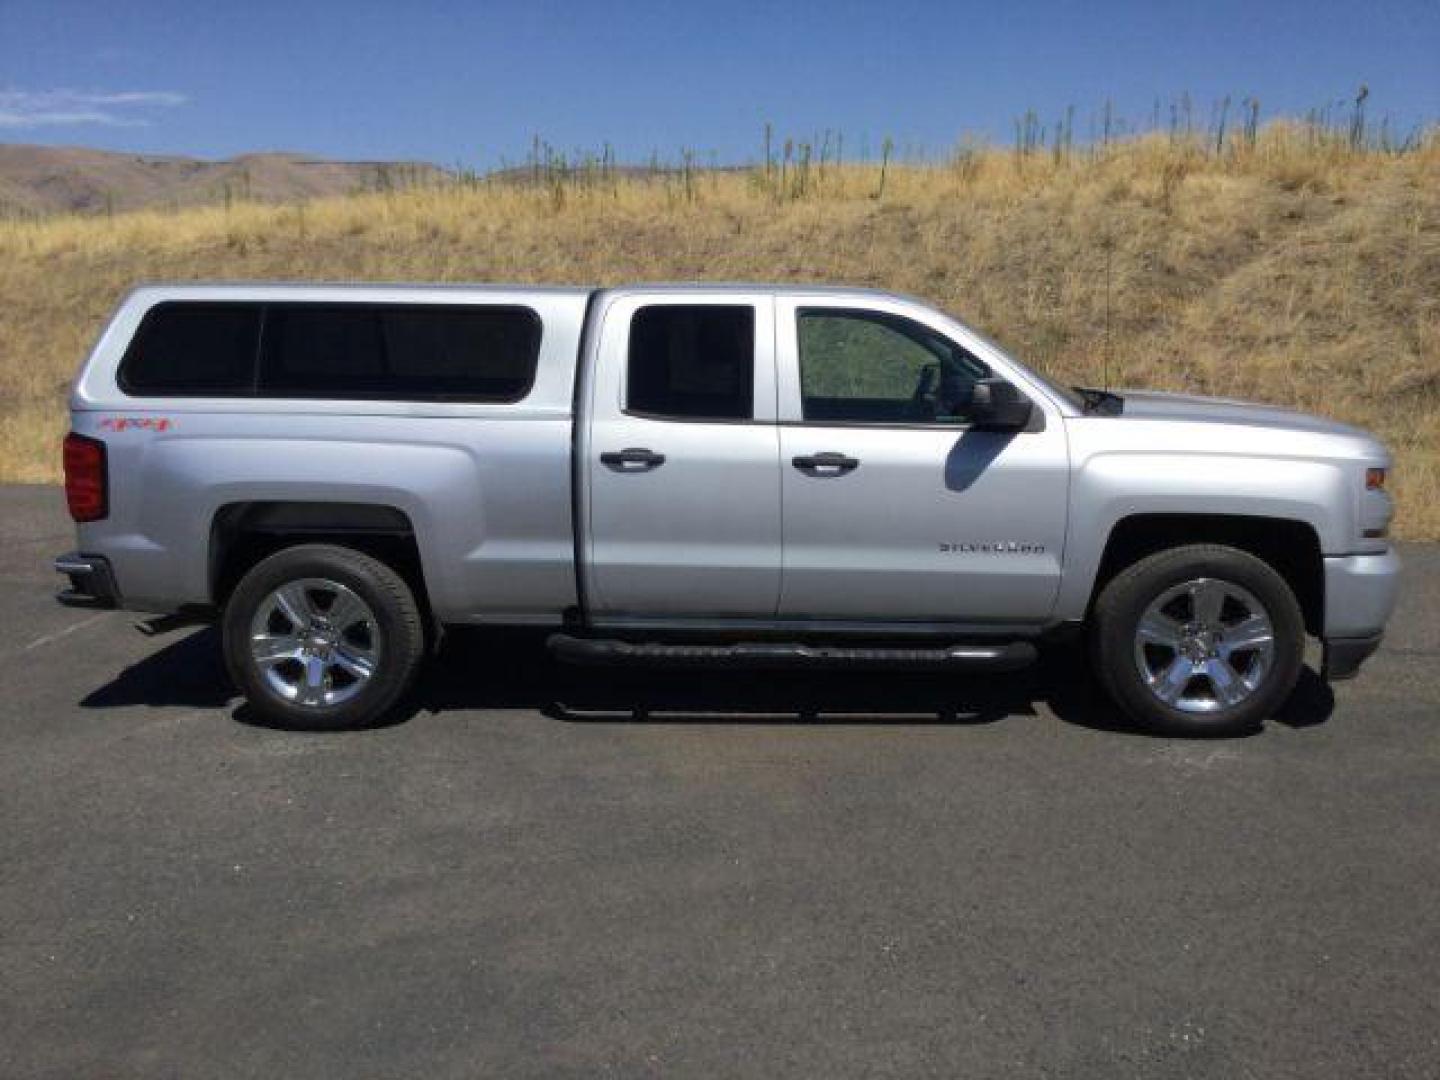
[1137,609,1185,648]
[1220,613,1273,657]
[330,645,375,681]
[1190,579,1226,626]
[1151,657,1195,704]
[325,588,368,632]
[251,633,302,666]
[1205,657,1250,707]
[273,583,314,629]
[296,655,328,704]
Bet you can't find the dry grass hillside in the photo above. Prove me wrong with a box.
[1,126,1436,535]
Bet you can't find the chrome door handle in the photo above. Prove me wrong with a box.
[600,447,666,470]
[792,452,859,475]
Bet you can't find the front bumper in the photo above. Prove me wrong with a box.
[54,552,119,609]
[1321,548,1400,680]
[1322,633,1384,681]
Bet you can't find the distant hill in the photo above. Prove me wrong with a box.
[0,144,447,216]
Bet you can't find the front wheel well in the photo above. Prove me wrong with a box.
[1089,514,1324,635]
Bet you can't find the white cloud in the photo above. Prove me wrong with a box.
[0,89,188,129]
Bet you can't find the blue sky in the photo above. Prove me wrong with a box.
[2,0,1437,166]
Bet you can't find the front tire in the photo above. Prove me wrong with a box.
[1090,544,1304,736]
[222,544,425,729]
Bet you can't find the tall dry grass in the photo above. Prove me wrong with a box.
[1,124,1437,535]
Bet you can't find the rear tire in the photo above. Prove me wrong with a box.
[1090,544,1304,736]
[222,544,424,730]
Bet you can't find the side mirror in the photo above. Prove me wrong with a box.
[969,378,1034,431]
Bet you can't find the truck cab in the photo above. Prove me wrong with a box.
[579,286,1069,627]
[56,282,1400,735]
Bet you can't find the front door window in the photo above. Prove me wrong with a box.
[798,308,990,425]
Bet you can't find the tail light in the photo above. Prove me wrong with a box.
[63,433,108,522]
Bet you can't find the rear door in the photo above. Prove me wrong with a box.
[776,295,1069,623]
[581,291,782,618]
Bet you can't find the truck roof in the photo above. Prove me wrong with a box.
[120,282,594,304]
[119,281,912,303]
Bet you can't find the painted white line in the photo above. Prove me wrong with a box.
[21,612,111,653]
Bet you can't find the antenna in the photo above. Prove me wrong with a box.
[1102,227,1114,391]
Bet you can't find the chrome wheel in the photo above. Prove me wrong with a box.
[1132,577,1276,714]
[248,578,380,707]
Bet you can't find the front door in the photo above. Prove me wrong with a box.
[582,292,782,618]
[776,298,1069,624]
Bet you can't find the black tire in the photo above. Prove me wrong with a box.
[222,543,425,730]
[1090,544,1305,736]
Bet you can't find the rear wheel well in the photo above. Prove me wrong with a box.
[1089,514,1324,635]
[210,502,429,619]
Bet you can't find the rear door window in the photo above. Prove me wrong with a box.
[626,305,755,421]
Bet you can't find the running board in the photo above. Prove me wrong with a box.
[548,634,1037,672]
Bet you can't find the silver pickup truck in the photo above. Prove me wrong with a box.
[56,283,1400,735]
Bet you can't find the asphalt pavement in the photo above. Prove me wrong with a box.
[2,484,1437,1078]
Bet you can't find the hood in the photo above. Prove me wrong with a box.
[1114,390,1372,439]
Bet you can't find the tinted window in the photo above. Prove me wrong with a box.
[262,307,384,393]
[627,305,754,421]
[261,304,540,401]
[798,309,989,423]
[119,303,261,395]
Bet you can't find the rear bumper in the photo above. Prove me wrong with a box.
[54,552,119,609]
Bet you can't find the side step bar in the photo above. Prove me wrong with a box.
[548,634,1037,672]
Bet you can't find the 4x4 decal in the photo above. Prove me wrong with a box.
[99,417,172,433]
